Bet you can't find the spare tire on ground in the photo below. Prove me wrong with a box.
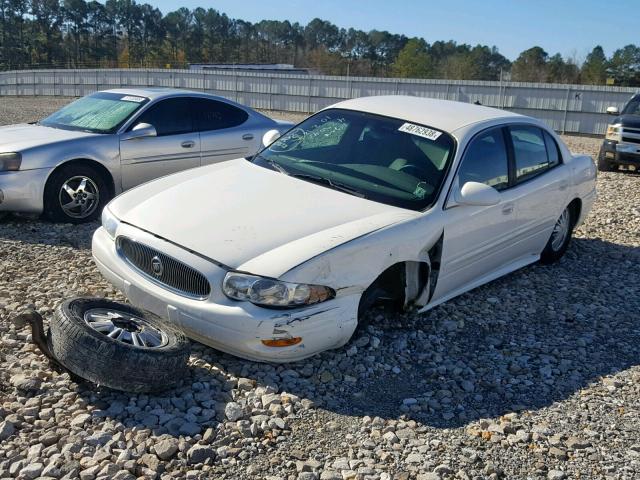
[48,297,191,393]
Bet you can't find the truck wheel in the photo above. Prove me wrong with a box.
[44,164,111,223]
[597,147,616,172]
[48,297,191,393]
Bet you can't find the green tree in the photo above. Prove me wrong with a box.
[391,38,433,78]
[581,46,608,85]
[608,44,640,86]
[511,46,549,82]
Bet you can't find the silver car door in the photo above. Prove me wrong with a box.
[193,98,261,165]
[120,97,200,190]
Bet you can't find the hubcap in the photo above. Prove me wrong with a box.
[84,308,168,348]
[59,176,99,219]
[550,208,570,251]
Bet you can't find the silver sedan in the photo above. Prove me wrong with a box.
[0,88,292,223]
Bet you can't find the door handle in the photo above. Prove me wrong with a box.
[181,141,195,148]
[559,180,569,191]
[242,133,254,141]
[502,203,514,215]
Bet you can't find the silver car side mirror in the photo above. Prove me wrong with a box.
[262,129,281,147]
[606,106,620,115]
[455,181,501,206]
[122,123,157,140]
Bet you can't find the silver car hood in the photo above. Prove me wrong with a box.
[0,124,97,152]
[110,159,415,274]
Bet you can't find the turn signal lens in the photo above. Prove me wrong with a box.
[0,152,22,172]
[605,124,622,142]
[261,337,303,347]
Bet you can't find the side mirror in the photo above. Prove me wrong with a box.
[455,181,501,206]
[262,129,281,147]
[122,123,157,140]
[606,106,620,115]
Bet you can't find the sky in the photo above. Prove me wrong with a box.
[144,0,639,61]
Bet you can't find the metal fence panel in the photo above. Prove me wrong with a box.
[1,68,637,135]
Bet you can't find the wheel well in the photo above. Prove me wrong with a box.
[568,198,582,226]
[46,159,115,197]
[358,261,430,316]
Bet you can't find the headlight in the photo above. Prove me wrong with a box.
[222,272,335,308]
[101,205,120,239]
[606,124,622,142]
[0,153,22,171]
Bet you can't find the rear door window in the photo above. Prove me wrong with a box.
[509,126,558,183]
[194,99,249,132]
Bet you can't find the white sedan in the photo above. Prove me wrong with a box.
[92,96,596,362]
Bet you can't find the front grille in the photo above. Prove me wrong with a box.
[117,237,211,299]
[622,128,640,145]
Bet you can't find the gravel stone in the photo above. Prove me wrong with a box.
[154,438,179,460]
[187,445,216,464]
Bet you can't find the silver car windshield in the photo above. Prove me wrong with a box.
[40,92,149,134]
[253,108,456,211]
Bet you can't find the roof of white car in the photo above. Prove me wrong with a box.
[331,96,523,133]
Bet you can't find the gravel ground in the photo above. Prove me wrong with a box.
[1,97,640,480]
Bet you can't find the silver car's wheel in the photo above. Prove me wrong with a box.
[550,207,570,251]
[84,308,169,348]
[45,164,111,224]
[59,176,100,219]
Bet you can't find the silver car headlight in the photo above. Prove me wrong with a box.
[0,152,22,172]
[101,205,120,239]
[606,124,622,142]
[222,272,335,308]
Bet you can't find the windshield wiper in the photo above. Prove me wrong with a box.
[288,173,366,198]
[255,154,290,175]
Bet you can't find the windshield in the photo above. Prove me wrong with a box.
[622,98,640,116]
[40,92,149,134]
[253,108,455,211]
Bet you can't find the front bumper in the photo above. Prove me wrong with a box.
[0,168,50,213]
[92,224,359,362]
[602,140,640,166]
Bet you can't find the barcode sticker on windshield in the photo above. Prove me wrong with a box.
[121,95,145,103]
[398,122,442,141]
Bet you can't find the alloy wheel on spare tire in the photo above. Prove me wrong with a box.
[540,206,574,264]
[44,164,111,223]
[48,297,191,393]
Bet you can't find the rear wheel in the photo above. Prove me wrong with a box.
[44,164,111,223]
[540,206,574,264]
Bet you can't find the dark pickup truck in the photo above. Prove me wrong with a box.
[599,93,640,172]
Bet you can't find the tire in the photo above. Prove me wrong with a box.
[43,164,111,223]
[597,147,616,172]
[540,206,574,264]
[48,297,191,393]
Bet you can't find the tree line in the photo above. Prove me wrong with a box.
[0,0,638,86]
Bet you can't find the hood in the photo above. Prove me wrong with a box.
[0,124,97,152]
[612,114,640,129]
[110,160,415,272]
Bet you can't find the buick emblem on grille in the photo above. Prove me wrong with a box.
[150,256,164,277]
